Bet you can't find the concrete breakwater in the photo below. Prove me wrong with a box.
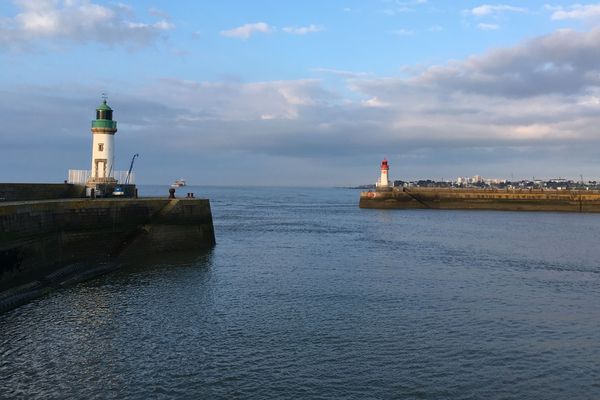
[0,183,85,202]
[0,198,215,312]
[359,187,600,212]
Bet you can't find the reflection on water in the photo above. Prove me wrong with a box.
[1,186,599,399]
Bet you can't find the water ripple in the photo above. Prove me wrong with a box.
[1,187,600,399]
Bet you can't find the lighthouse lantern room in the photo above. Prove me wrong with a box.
[88,98,118,187]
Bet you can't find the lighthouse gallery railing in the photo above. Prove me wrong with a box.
[67,170,135,185]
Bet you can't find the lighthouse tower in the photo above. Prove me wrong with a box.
[88,99,117,185]
[376,158,390,189]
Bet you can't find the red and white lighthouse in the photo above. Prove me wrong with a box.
[376,158,390,189]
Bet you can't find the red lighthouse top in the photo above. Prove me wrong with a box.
[380,159,389,170]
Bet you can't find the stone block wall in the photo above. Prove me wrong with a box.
[359,188,600,212]
[0,198,215,290]
[0,183,86,202]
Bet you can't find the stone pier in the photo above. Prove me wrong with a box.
[0,198,215,311]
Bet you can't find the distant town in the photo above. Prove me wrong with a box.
[355,175,600,191]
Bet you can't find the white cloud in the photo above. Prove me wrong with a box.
[392,28,414,36]
[469,4,527,16]
[140,78,335,122]
[148,7,171,20]
[282,24,323,35]
[362,96,389,108]
[221,23,322,39]
[5,27,600,183]
[220,22,273,40]
[380,0,429,15]
[550,4,600,20]
[409,28,600,98]
[429,25,444,31]
[312,68,371,78]
[129,28,600,165]
[382,7,412,15]
[478,23,500,30]
[0,0,172,50]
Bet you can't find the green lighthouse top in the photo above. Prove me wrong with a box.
[96,100,112,112]
[91,98,117,130]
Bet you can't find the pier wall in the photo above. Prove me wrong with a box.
[0,198,215,292]
[359,188,600,212]
[0,183,86,202]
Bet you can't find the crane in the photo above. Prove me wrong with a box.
[125,153,139,185]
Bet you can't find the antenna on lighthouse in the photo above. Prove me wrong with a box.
[101,92,108,102]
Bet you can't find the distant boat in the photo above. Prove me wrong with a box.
[171,179,186,188]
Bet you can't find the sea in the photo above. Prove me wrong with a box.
[1,186,599,399]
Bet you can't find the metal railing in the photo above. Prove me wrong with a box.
[67,169,135,185]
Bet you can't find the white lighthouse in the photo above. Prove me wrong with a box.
[88,99,117,185]
[376,158,390,189]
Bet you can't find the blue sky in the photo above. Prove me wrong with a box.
[2,1,600,185]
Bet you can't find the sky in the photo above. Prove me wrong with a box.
[2,1,600,185]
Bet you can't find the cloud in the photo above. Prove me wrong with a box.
[392,28,414,36]
[312,68,371,78]
[381,0,429,15]
[4,27,600,184]
[469,4,527,16]
[138,78,337,122]
[361,96,389,108]
[0,0,173,50]
[550,4,600,20]
[382,7,412,15]
[220,22,322,40]
[220,22,273,39]
[478,23,500,30]
[148,7,171,20]
[282,24,323,35]
[408,27,600,98]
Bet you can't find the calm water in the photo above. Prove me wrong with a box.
[1,186,599,399]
